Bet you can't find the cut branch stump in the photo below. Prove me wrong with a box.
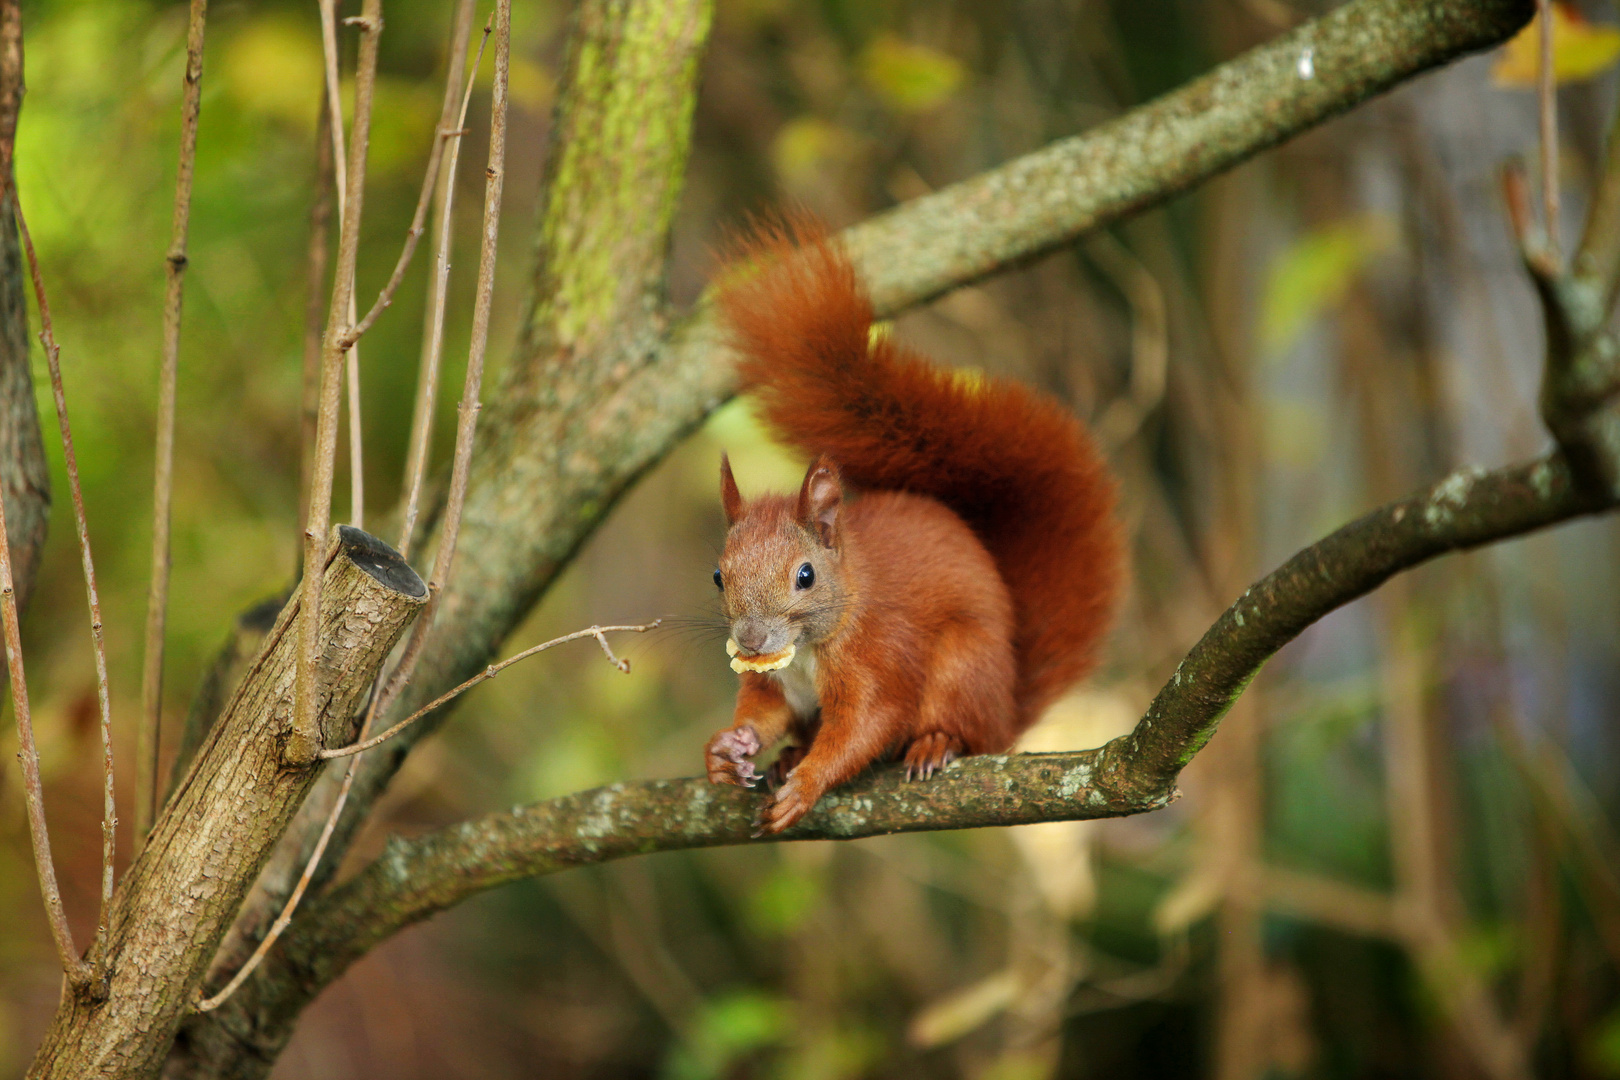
[28,526,425,1080]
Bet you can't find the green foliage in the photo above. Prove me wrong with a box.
[859,34,963,113]
[662,990,793,1080]
[1260,216,1396,355]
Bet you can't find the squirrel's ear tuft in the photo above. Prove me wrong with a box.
[797,456,843,547]
[719,453,744,526]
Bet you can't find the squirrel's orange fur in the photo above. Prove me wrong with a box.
[704,218,1124,833]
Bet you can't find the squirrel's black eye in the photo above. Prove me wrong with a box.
[795,562,815,590]
[713,568,723,589]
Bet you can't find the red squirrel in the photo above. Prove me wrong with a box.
[704,219,1124,834]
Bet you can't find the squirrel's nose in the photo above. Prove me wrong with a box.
[733,619,769,654]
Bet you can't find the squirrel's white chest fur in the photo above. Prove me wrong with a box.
[771,646,820,719]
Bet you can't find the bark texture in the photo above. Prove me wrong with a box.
[28,527,425,1080]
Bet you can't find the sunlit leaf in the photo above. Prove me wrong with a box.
[1494,3,1620,87]
[1260,215,1396,355]
[860,34,964,113]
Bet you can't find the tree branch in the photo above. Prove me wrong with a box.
[1103,455,1605,793]
[281,452,1609,982]
[839,0,1533,312]
[27,527,426,1079]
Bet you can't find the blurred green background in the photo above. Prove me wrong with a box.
[3,0,1620,1077]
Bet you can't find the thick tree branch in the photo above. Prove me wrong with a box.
[841,0,1532,311]
[256,452,1610,1019]
[27,527,426,1080]
[1103,454,1606,792]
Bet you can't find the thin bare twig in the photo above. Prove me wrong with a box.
[1537,0,1559,262]
[400,5,485,559]
[1086,232,1168,448]
[294,0,383,765]
[434,0,507,594]
[0,182,84,992]
[325,622,657,760]
[345,335,363,526]
[11,187,116,979]
[138,0,208,845]
[0,389,85,986]
[0,0,86,993]
[298,98,336,543]
[365,0,509,725]
[341,2,481,349]
[316,0,365,528]
[200,10,489,1016]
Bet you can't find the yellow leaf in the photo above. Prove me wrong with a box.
[770,116,860,186]
[860,34,964,113]
[1260,215,1396,355]
[221,19,324,130]
[1494,3,1620,87]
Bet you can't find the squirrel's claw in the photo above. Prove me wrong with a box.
[902,733,962,783]
[756,773,817,835]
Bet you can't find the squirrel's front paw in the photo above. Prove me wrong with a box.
[755,771,821,835]
[706,725,762,788]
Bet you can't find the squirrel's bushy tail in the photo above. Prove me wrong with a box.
[718,218,1123,724]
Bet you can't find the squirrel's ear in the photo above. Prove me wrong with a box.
[719,453,744,526]
[797,456,843,547]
